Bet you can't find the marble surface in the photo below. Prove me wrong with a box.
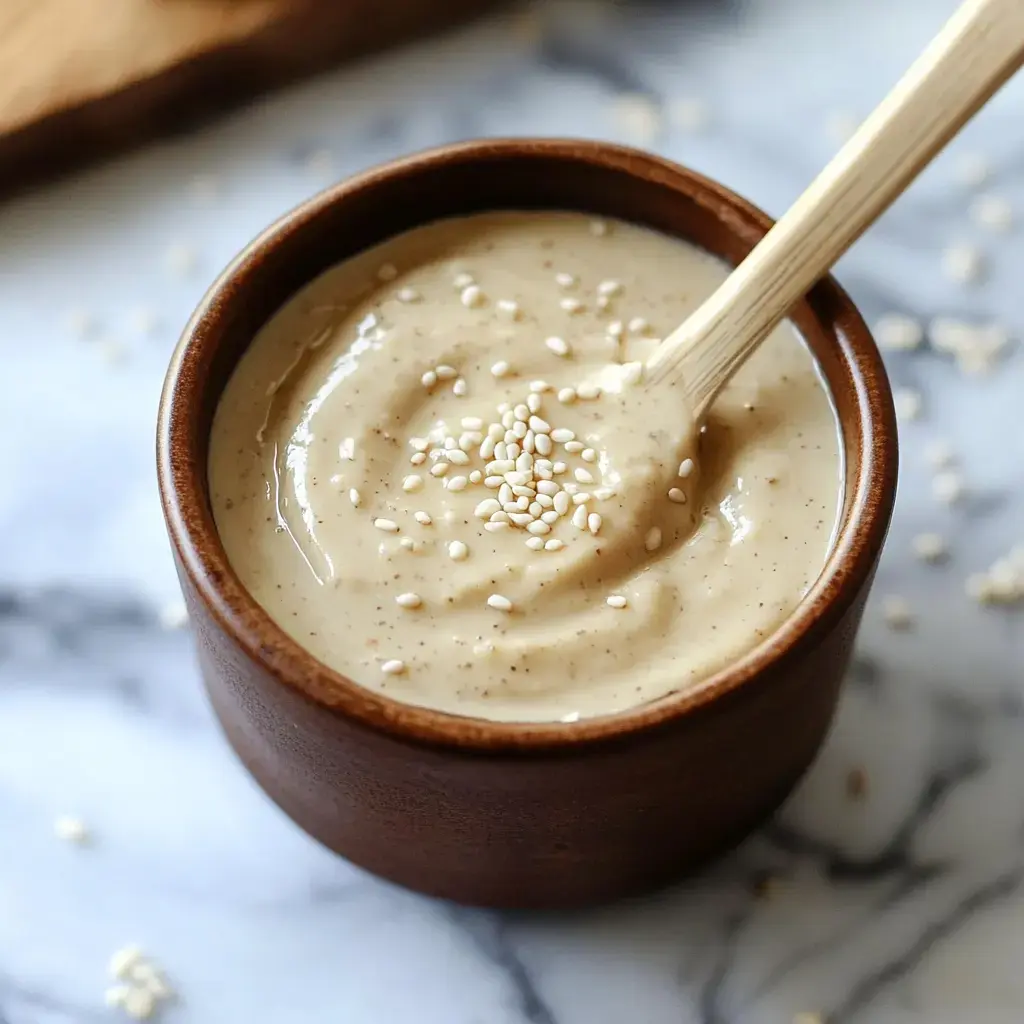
[2,0,1023,1020]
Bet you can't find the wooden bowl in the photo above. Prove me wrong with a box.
[157,139,898,909]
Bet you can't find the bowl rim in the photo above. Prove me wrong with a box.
[157,137,898,753]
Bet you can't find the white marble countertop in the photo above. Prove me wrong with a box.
[2,0,1023,1020]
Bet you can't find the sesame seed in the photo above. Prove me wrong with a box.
[545,539,565,552]
[374,518,399,532]
[645,527,662,552]
[912,532,948,562]
[527,520,551,535]
[575,467,595,484]
[882,596,913,630]
[594,487,615,500]
[874,313,924,351]
[553,461,567,475]
[628,316,649,334]
[589,219,608,236]
[606,595,628,609]
[377,263,398,281]
[487,594,514,612]
[447,476,468,492]
[435,365,457,380]
[668,487,687,504]
[529,379,553,392]
[563,441,584,454]
[461,284,485,308]
[381,659,406,674]
[399,537,418,551]
[414,511,432,525]
[535,434,553,456]
[452,378,468,397]
[453,272,475,289]
[448,541,469,561]
[588,512,602,535]
[348,488,362,507]
[447,449,470,465]
[894,388,922,421]
[491,360,511,377]
[541,510,560,525]
[952,152,991,187]
[54,816,90,844]
[555,272,576,288]
[526,536,545,550]
[545,336,571,357]
[527,392,543,413]
[572,493,590,505]
[497,299,521,319]
[475,498,502,519]
[560,297,584,314]
[554,492,571,515]
[402,475,423,492]
[576,383,602,400]
[430,463,449,478]
[558,387,577,404]
[678,458,695,478]
[396,593,422,609]
[397,287,421,303]
[581,448,597,462]
[421,370,437,388]
[597,279,622,296]
[528,415,551,433]
[550,428,575,444]
[410,452,426,465]
[469,470,483,484]
[970,193,1013,232]
[933,470,965,504]
[942,243,985,284]
[572,505,589,530]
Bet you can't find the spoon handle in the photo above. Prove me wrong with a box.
[646,0,1024,414]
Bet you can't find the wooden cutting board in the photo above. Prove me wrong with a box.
[0,0,499,194]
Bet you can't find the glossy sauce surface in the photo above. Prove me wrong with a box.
[209,212,842,722]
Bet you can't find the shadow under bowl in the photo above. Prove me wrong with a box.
[157,139,898,909]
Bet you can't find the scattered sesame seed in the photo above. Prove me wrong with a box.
[576,383,602,400]
[158,601,188,630]
[435,365,457,380]
[414,511,432,525]
[525,536,545,550]
[461,284,485,308]
[397,287,421,303]
[453,272,475,289]
[395,593,422,609]
[529,379,553,392]
[970,193,1013,232]
[550,428,575,444]
[942,243,985,284]
[430,463,450,478]
[668,487,687,504]
[933,470,965,504]
[410,452,427,465]
[587,512,602,535]
[589,219,608,237]
[545,336,572,357]
[496,299,521,319]
[544,539,565,552]
[912,532,948,562]
[110,946,145,980]
[627,316,649,334]
[882,595,914,630]
[559,297,584,314]
[929,317,1010,373]
[678,458,695,478]
[381,659,406,675]
[597,279,622,297]
[448,541,468,561]
[557,387,577,404]
[606,595,628,609]
[966,544,1024,604]
[447,475,469,492]
[581,448,597,462]
[924,440,955,468]
[645,526,662,552]
[874,313,924,351]
[572,505,589,530]
[527,520,551,535]
[574,467,595,485]
[402,475,423,492]
[894,388,922,421]
[373,518,399,532]
[487,594,514,612]
[421,370,438,388]
[54,816,90,844]
[952,152,991,188]
[453,378,468,397]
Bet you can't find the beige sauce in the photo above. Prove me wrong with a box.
[209,212,841,722]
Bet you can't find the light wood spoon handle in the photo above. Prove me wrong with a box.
[646,0,1024,415]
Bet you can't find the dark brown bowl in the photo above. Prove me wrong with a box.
[157,139,898,909]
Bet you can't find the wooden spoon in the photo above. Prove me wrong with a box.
[645,0,1024,417]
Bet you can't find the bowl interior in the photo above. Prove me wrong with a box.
[159,139,897,748]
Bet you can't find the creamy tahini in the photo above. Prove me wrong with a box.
[209,212,841,722]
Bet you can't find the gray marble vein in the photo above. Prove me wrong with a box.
[2,0,1023,1020]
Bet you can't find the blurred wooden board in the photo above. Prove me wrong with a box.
[0,0,499,194]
